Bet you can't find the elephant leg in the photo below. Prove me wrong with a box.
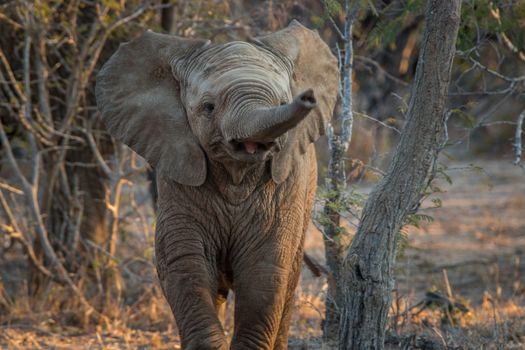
[158,238,227,350]
[230,263,292,350]
[273,291,295,350]
[273,247,304,350]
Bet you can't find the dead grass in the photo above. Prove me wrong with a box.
[1,159,524,349]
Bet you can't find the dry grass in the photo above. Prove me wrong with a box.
[1,159,524,349]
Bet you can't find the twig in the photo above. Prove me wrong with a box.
[478,120,517,127]
[84,129,112,177]
[442,269,453,299]
[129,190,152,243]
[0,182,23,195]
[489,3,525,62]
[0,190,55,280]
[355,111,401,134]
[391,92,409,113]
[33,29,53,124]
[321,0,345,41]
[83,239,151,285]
[354,55,410,87]
[475,88,516,127]
[468,56,525,83]
[448,82,517,96]
[514,108,525,167]
[0,48,25,101]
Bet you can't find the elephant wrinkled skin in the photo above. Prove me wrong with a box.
[96,20,339,350]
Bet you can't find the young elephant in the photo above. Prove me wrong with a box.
[96,20,339,350]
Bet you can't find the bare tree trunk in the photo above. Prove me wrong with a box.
[338,1,461,349]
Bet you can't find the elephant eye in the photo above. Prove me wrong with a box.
[203,102,215,114]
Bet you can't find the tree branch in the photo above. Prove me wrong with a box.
[514,108,525,167]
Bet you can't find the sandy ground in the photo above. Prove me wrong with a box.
[1,159,524,349]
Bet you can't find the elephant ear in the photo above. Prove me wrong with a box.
[96,31,209,186]
[256,20,340,183]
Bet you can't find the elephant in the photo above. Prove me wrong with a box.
[96,20,339,350]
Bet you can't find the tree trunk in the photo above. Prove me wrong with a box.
[322,0,358,344]
[338,1,461,349]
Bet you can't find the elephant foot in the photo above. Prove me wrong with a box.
[183,337,228,350]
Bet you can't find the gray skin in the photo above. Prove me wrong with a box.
[96,20,339,350]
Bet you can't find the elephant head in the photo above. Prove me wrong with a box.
[96,21,339,186]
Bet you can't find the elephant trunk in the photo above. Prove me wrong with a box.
[222,89,317,145]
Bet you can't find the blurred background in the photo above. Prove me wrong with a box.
[0,0,524,348]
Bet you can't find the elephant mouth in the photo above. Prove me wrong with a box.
[231,139,276,154]
[225,139,277,162]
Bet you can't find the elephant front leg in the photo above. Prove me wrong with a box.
[156,235,227,350]
[273,245,304,350]
[230,262,296,350]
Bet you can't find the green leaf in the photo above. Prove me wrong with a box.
[431,198,442,208]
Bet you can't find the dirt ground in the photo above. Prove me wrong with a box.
[1,159,524,349]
